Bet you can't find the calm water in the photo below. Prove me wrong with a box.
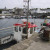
[0,18,50,37]
[0,18,50,28]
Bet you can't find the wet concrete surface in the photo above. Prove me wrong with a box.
[3,32,38,50]
[0,32,50,50]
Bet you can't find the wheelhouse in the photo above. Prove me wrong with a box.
[14,22,37,39]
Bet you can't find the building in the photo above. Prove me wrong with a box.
[12,7,24,15]
[30,8,50,14]
[2,9,13,14]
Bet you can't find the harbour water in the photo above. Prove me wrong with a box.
[0,18,50,39]
[0,18,50,28]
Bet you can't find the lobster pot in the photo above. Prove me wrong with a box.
[43,27,50,41]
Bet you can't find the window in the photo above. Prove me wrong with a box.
[15,26,18,32]
[23,27,27,34]
[19,27,21,31]
[30,28,33,34]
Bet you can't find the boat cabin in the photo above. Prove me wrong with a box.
[14,22,37,40]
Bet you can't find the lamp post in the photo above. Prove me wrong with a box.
[23,0,30,38]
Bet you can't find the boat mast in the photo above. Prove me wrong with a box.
[23,0,30,38]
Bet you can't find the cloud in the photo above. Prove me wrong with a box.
[0,0,50,8]
[31,0,50,8]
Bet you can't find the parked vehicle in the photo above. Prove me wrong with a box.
[13,15,21,19]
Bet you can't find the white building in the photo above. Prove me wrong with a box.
[30,9,37,14]
[30,8,50,14]
[2,10,9,14]
[37,8,46,13]
[2,9,13,14]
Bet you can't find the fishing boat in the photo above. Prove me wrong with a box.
[0,21,37,44]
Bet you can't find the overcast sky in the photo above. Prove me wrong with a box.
[0,0,50,9]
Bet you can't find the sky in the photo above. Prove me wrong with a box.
[0,0,50,9]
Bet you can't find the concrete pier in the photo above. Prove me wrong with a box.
[1,32,50,50]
